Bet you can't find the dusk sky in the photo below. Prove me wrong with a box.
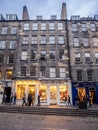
[0,0,98,19]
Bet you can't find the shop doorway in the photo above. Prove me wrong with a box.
[89,87,96,104]
[4,87,11,103]
[77,88,86,101]
[28,85,35,103]
[50,86,57,105]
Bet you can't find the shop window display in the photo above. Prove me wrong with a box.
[17,85,25,99]
[60,84,68,102]
[39,85,47,101]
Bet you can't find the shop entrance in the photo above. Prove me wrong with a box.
[78,88,86,101]
[50,86,57,105]
[28,85,35,103]
[89,87,96,104]
[4,87,11,103]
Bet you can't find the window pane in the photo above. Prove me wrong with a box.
[11,27,17,34]
[58,23,63,30]
[60,68,65,78]
[32,36,37,44]
[9,41,16,49]
[50,67,56,77]
[58,36,64,44]
[24,23,29,30]
[49,36,55,44]
[0,41,6,49]
[41,23,46,30]
[32,23,38,30]
[21,51,27,60]
[49,23,55,30]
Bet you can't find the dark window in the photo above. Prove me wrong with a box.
[8,54,14,63]
[87,70,93,81]
[31,51,36,60]
[59,49,64,59]
[40,66,45,77]
[77,70,82,81]
[21,66,26,76]
[0,54,4,63]
[30,66,36,76]
[50,51,55,59]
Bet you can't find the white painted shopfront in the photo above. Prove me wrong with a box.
[12,79,72,106]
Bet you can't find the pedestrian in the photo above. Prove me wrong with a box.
[10,93,13,105]
[65,95,67,105]
[22,94,26,106]
[37,94,41,106]
[27,94,32,106]
[67,95,71,106]
[13,93,17,104]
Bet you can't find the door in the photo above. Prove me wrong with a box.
[28,85,35,102]
[50,86,57,105]
[78,88,86,101]
[4,87,11,103]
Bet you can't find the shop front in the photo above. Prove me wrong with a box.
[72,82,98,105]
[12,79,72,106]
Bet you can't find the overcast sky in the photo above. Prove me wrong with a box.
[0,0,98,19]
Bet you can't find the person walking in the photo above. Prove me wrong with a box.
[13,93,17,105]
[37,94,41,106]
[67,95,71,106]
[22,94,26,106]
[10,93,14,105]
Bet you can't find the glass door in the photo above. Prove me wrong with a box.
[50,86,57,105]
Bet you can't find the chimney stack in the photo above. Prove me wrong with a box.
[61,3,67,20]
[22,5,30,20]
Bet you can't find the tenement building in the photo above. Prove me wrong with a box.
[0,3,71,105]
[68,15,98,105]
[0,3,98,105]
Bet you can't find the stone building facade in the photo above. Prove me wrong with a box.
[0,3,72,105]
[0,3,98,105]
[68,15,98,105]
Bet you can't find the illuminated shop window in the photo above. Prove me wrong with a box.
[39,85,47,101]
[50,86,57,100]
[60,84,68,102]
[78,88,86,101]
[17,85,25,99]
[6,70,12,79]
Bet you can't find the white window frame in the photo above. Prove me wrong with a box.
[58,36,64,44]
[21,51,28,60]
[23,23,29,30]
[0,41,6,49]
[73,38,79,47]
[49,23,55,30]
[50,67,56,78]
[81,24,87,31]
[9,41,16,49]
[11,27,17,34]
[49,36,55,44]
[40,36,46,44]
[90,23,96,31]
[83,38,89,47]
[32,23,38,30]
[72,24,78,32]
[2,27,8,34]
[22,37,28,44]
[60,68,66,78]
[58,23,63,30]
[41,23,46,30]
[32,36,37,44]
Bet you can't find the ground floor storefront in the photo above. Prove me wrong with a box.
[11,79,72,106]
[72,82,98,105]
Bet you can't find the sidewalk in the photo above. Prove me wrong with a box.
[0,102,98,110]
